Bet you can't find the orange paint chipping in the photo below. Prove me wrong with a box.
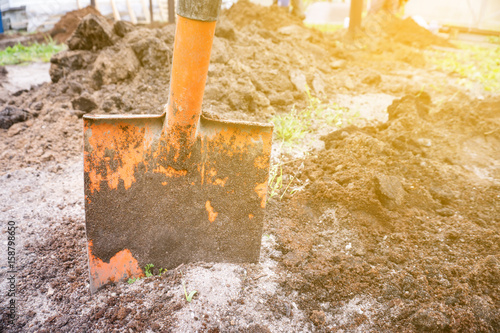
[154,165,187,178]
[85,122,149,193]
[87,240,143,292]
[205,200,218,222]
[254,155,269,169]
[249,214,254,219]
[212,177,228,187]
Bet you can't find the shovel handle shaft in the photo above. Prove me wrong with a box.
[165,15,216,146]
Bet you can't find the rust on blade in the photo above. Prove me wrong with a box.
[87,240,144,293]
[84,113,273,292]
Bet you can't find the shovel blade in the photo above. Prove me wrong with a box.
[83,113,273,292]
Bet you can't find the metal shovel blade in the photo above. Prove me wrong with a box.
[83,113,273,292]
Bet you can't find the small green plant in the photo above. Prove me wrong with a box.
[126,264,165,284]
[272,106,308,143]
[0,37,66,66]
[427,42,500,93]
[271,85,357,144]
[267,163,284,200]
[267,162,297,202]
[180,272,197,303]
[144,264,154,277]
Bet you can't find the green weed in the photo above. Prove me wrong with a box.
[271,85,357,144]
[0,37,66,66]
[180,272,197,303]
[144,263,154,277]
[272,107,307,143]
[127,264,165,284]
[427,42,500,93]
[267,161,299,202]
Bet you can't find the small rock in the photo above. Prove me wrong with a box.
[312,73,325,96]
[471,295,496,324]
[113,20,135,38]
[374,174,406,206]
[0,106,30,129]
[115,307,131,321]
[289,69,307,92]
[417,138,432,147]
[436,208,454,217]
[69,81,83,94]
[344,76,355,90]
[215,19,236,40]
[32,101,44,111]
[72,94,97,112]
[7,122,26,136]
[330,59,346,69]
[362,72,382,85]
[310,310,325,326]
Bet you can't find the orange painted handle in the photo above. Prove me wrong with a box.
[165,15,216,146]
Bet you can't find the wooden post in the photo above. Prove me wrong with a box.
[141,0,151,23]
[126,0,137,24]
[110,0,121,21]
[149,0,154,23]
[168,0,175,23]
[348,0,363,36]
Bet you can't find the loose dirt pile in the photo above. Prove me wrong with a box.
[0,0,499,331]
[0,1,454,173]
[271,93,500,331]
[50,6,103,43]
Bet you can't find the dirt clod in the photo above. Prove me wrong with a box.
[0,106,30,129]
[67,14,117,51]
[50,6,102,43]
[310,310,326,326]
[72,94,97,112]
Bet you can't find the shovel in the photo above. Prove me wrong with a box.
[83,0,273,293]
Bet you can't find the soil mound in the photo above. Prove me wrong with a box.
[50,6,102,43]
[225,0,303,31]
[385,17,454,49]
[271,93,500,331]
